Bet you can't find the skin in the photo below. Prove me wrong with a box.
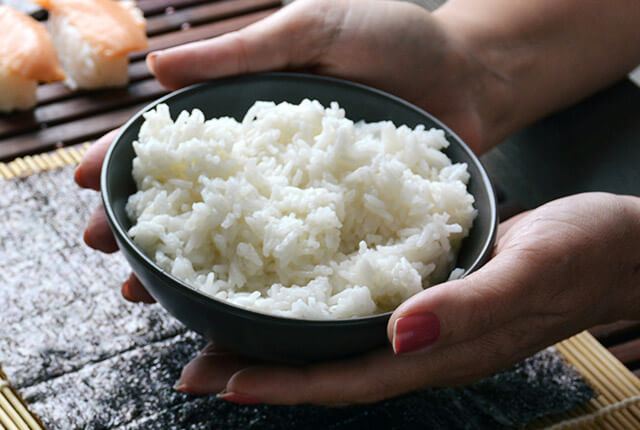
[75,0,640,405]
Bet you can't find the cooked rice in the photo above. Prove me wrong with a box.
[126,100,476,319]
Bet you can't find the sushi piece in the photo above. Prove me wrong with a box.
[0,6,65,113]
[2,0,42,15]
[35,0,148,89]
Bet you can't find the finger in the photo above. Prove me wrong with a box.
[496,209,530,241]
[174,343,255,395]
[223,352,451,405]
[387,250,536,354]
[75,128,120,190]
[223,312,569,406]
[84,204,118,253]
[224,349,402,405]
[121,273,155,304]
[148,0,334,89]
[491,209,532,256]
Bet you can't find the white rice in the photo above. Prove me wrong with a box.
[126,100,476,319]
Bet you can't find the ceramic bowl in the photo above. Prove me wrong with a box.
[101,73,497,363]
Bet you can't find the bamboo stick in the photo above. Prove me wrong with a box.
[0,407,18,430]
[560,339,638,428]
[0,143,90,179]
[0,393,28,430]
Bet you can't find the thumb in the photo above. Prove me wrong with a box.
[146,0,338,90]
[387,251,535,354]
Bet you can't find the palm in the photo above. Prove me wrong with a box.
[174,193,640,405]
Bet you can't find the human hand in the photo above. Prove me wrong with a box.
[166,192,640,405]
[75,0,640,405]
[76,0,507,300]
[142,0,503,152]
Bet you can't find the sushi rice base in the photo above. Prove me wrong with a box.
[48,13,129,89]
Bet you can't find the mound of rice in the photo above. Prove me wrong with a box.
[126,100,476,319]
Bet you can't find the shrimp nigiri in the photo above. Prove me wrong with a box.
[35,0,148,89]
[0,6,65,112]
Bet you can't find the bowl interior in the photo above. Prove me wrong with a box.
[103,73,497,321]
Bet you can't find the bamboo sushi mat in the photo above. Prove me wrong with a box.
[0,369,43,430]
[1,145,640,429]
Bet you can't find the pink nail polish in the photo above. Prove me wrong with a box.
[146,52,159,74]
[392,313,441,354]
[217,391,261,405]
[121,280,133,301]
[73,166,83,186]
[173,383,189,393]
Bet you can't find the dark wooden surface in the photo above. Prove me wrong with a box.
[2,0,640,380]
[0,0,279,160]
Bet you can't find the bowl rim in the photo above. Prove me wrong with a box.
[101,71,498,326]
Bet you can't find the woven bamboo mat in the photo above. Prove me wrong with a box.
[531,332,640,429]
[0,369,43,430]
[0,146,639,428]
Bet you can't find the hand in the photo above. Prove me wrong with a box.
[75,0,640,405]
[144,0,501,152]
[174,192,640,405]
[76,0,506,300]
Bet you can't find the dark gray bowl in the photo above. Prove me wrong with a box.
[101,73,497,363]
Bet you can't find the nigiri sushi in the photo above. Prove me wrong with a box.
[0,6,65,112]
[35,0,148,89]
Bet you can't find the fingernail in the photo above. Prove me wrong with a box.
[121,280,133,301]
[74,165,84,186]
[173,382,189,392]
[199,343,231,356]
[173,367,193,393]
[392,313,440,355]
[200,343,218,355]
[146,52,159,75]
[82,227,92,248]
[217,391,261,405]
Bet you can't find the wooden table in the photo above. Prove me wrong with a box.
[591,321,640,379]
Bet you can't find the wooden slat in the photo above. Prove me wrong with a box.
[136,0,215,16]
[145,0,280,36]
[590,321,640,346]
[590,320,640,375]
[132,8,275,60]
[0,143,89,179]
[0,80,167,139]
[609,339,640,369]
[0,368,44,430]
[0,104,148,160]
[0,7,277,161]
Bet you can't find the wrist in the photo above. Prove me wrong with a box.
[431,5,518,153]
[434,0,640,153]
